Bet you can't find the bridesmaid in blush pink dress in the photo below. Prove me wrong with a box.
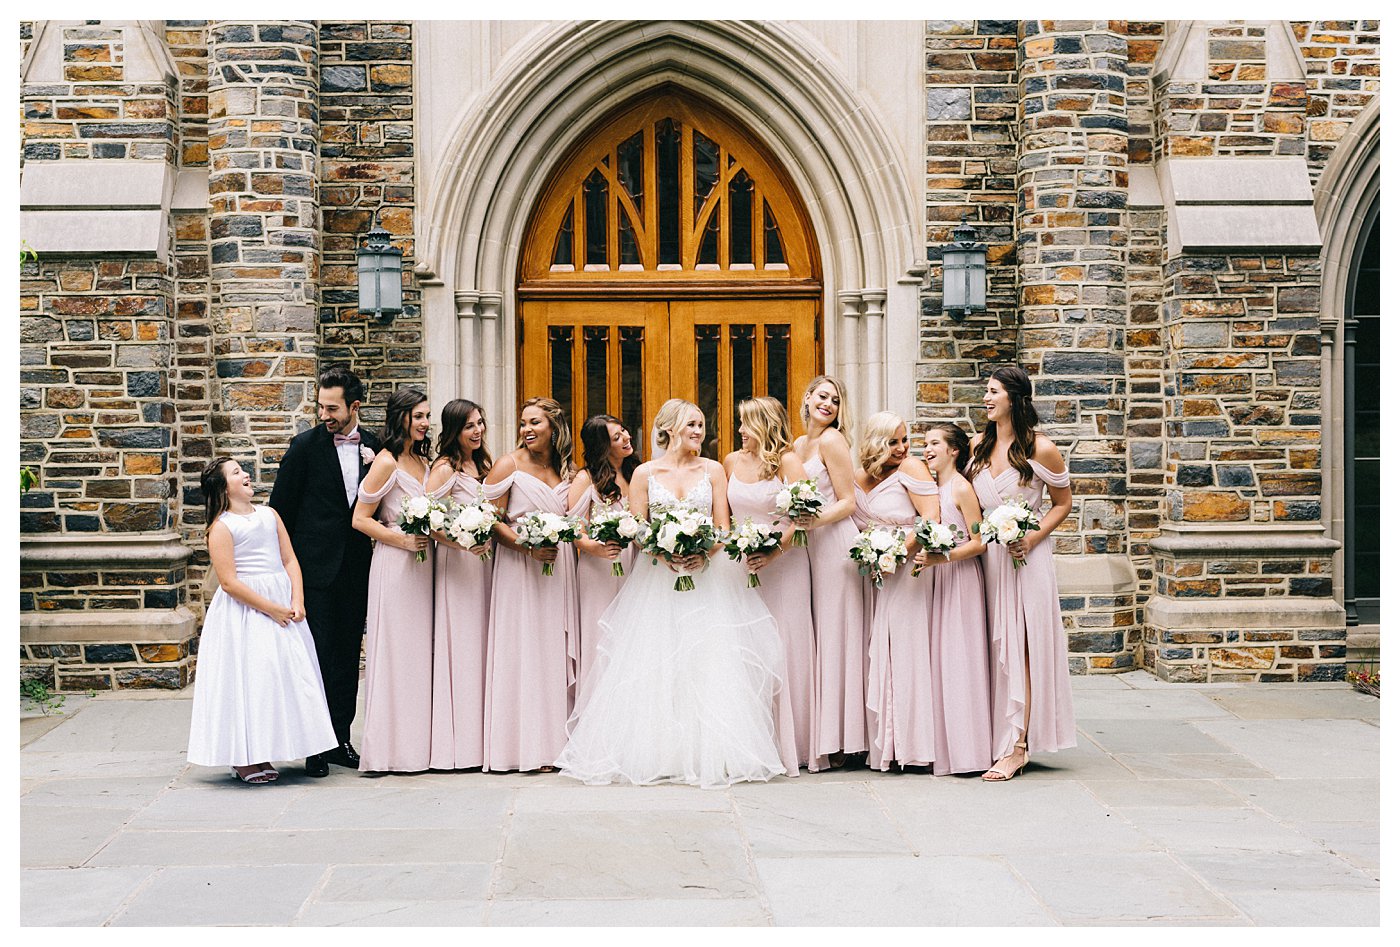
[352,387,436,773]
[792,376,869,764]
[568,414,639,708]
[482,397,578,772]
[968,366,1075,781]
[852,413,941,772]
[425,398,494,770]
[916,422,994,776]
[724,396,821,773]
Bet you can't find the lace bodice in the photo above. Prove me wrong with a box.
[647,471,713,515]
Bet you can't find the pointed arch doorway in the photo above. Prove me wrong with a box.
[517,90,822,459]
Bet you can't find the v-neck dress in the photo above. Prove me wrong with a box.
[358,465,435,772]
[927,493,994,775]
[972,459,1077,757]
[427,469,493,770]
[853,471,940,770]
[728,472,821,772]
[800,451,870,757]
[481,469,578,772]
[568,481,637,710]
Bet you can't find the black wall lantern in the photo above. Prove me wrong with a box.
[357,221,403,321]
[939,216,987,322]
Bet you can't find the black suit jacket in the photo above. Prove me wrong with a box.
[269,424,381,590]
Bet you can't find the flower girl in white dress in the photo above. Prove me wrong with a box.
[557,400,792,789]
[187,457,338,783]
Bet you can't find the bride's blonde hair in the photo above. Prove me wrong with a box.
[652,398,703,453]
[857,411,905,478]
[738,396,792,481]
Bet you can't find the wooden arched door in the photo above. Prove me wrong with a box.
[518,90,821,459]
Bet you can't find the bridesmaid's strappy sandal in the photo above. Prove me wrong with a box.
[982,741,1028,782]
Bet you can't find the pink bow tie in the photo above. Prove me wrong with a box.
[333,431,361,447]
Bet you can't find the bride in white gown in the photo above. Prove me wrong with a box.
[557,399,794,788]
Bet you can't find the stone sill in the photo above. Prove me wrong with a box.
[21,606,197,644]
[21,532,192,571]
[1150,525,1341,558]
[1145,595,1346,630]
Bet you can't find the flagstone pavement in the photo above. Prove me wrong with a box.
[19,671,1379,927]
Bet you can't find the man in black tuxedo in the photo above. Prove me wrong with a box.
[270,366,378,777]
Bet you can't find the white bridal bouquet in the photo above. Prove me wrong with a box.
[975,495,1041,570]
[773,478,824,547]
[513,510,582,576]
[848,525,908,589]
[587,507,643,577]
[910,518,967,578]
[641,507,719,592]
[442,490,502,561]
[723,517,783,588]
[397,494,443,563]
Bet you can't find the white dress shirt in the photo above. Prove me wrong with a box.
[335,425,361,506]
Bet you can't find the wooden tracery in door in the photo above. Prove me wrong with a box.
[518,89,822,461]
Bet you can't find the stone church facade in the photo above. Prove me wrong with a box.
[19,20,1380,691]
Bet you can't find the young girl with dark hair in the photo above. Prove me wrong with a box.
[352,386,436,772]
[966,366,1075,781]
[425,398,494,770]
[917,422,994,776]
[187,457,337,783]
[568,414,639,705]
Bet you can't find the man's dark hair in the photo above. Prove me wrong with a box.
[318,365,364,406]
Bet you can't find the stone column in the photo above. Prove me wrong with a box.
[1017,20,1138,672]
[207,21,320,486]
[20,21,197,691]
[1143,21,1345,683]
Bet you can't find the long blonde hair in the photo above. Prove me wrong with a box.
[517,396,574,479]
[857,411,905,478]
[800,375,852,445]
[738,396,792,480]
[652,398,702,453]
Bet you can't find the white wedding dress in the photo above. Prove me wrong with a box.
[556,474,792,788]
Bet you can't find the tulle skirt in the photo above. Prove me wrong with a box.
[187,573,338,767]
[557,553,790,789]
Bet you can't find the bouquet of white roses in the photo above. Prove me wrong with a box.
[641,507,719,592]
[587,507,643,577]
[974,495,1041,570]
[442,490,502,561]
[773,478,824,547]
[398,494,444,563]
[723,517,783,588]
[848,525,908,589]
[910,518,966,577]
[513,510,582,576]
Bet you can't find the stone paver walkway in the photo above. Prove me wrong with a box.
[20,672,1379,926]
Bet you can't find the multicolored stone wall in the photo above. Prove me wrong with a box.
[1016,20,1137,672]
[1293,20,1381,182]
[1123,22,1168,619]
[206,21,322,491]
[1139,20,1347,682]
[318,20,425,429]
[166,23,216,596]
[1153,25,1309,161]
[918,19,1020,438]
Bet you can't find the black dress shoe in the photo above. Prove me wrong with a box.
[305,754,329,778]
[322,741,361,769]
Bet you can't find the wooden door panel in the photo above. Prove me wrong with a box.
[519,300,668,463]
[669,299,818,458]
[521,298,817,462]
